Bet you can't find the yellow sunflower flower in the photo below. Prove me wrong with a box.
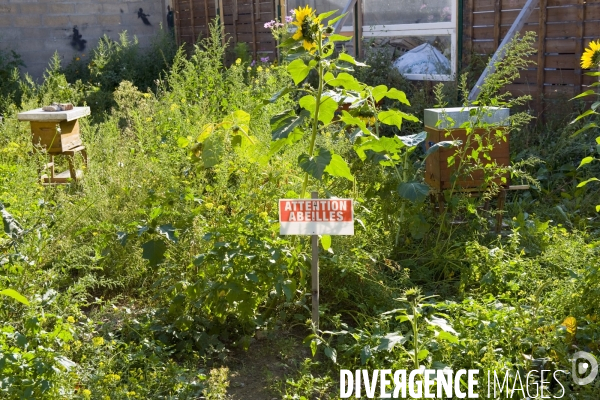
[581,40,600,69]
[291,5,320,52]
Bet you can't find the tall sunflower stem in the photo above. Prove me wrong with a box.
[300,30,324,199]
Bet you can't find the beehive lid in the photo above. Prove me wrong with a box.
[17,107,90,122]
[424,107,509,129]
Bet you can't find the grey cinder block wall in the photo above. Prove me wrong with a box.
[0,0,171,80]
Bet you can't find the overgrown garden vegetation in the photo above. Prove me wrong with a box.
[1,7,600,399]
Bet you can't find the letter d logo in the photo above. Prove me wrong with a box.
[572,351,598,385]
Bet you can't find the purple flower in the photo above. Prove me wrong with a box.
[251,60,256,67]
[285,15,293,23]
[260,56,269,63]
[264,20,276,29]
[290,9,296,15]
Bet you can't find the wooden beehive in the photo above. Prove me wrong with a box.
[17,107,90,153]
[424,107,510,191]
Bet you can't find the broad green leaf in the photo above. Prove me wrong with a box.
[360,345,372,365]
[269,128,304,157]
[325,72,363,91]
[596,205,600,212]
[426,316,457,334]
[592,101,600,111]
[256,87,293,112]
[271,110,310,141]
[571,89,597,100]
[570,109,597,124]
[424,140,463,159]
[298,148,333,180]
[282,279,296,302]
[0,289,30,306]
[197,124,214,143]
[177,136,190,148]
[327,13,346,26]
[325,153,354,181]
[202,135,223,168]
[337,52,366,66]
[397,182,430,203]
[324,346,337,363]
[385,88,411,106]
[437,331,459,344]
[117,232,128,246]
[287,58,312,85]
[310,339,317,357]
[15,332,27,347]
[157,224,177,243]
[319,97,339,125]
[340,111,370,135]
[278,37,298,48]
[142,239,167,267]
[372,85,388,102]
[378,109,418,130]
[357,136,404,160]
[397,131,427,147]
[570,122,598,138]
[318,9,338,20]
[299,95,317,115]
[376,332,406,352]
[320,234,332,250]
[578,156,595,169]
[222,110,250,132]
[55,356,76,370]
[417,349,429,361]
[1,204,24,239]
[299,95,338,125]
[328,34,353,43]
[577,177,599,187]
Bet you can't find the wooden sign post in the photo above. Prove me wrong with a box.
[279,193,354,329]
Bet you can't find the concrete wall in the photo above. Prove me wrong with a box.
[0,0,171,81]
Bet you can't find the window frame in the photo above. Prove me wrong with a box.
[360,1,458,81]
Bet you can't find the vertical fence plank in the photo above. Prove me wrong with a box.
[494,0,502,48]
[204,0,210,38]
[575,0,586,94]
[536,0,547,114]
[232,0,238,44]
[250,0,258,60]
[463,0,474,68]
[174,0,182,47]
[218,0,225,48]
[190,0,196,43]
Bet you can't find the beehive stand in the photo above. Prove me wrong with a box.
[424,107,528,232]
[17,107,90,184]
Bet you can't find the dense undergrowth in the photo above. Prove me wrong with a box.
[1,18,600,399]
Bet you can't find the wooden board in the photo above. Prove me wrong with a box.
[174,0,277,62]
[465,0,598,111]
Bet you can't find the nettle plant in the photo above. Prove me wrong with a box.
[264,5,426,199]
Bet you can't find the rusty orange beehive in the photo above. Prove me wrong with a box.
[424,107,510,191]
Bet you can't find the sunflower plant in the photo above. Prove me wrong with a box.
[264,6,423,199]
[570,39,600,212]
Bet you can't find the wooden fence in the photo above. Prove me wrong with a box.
[173,0,281,61]
[463,0,600,111]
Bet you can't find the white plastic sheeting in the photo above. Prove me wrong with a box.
[393,43,451,76]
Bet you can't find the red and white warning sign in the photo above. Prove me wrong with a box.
[279,199,354,235]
